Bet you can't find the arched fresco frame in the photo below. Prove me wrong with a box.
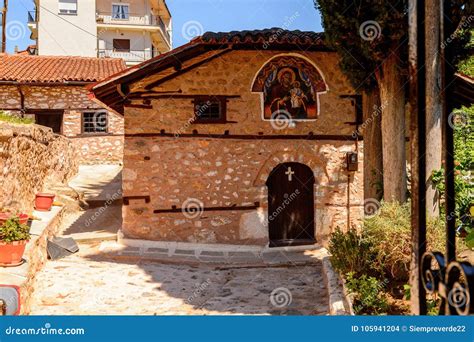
[251,53,328,122]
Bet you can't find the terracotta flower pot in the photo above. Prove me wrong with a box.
[0,240,28,265]
[0,213,29,225]
[35,193,55,211]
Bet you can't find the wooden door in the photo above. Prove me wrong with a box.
[266,162,315,247]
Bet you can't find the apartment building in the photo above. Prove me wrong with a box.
[28,0,172,65]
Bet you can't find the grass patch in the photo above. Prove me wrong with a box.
[0,112,34,125]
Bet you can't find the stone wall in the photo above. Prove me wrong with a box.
[0,123,78,213]
[123,137,363,245]
[0,84,124,164]
[122,50,364,246]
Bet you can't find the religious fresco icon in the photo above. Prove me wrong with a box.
[252,56,328,120]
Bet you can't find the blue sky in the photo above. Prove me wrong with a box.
[5,0,323,53]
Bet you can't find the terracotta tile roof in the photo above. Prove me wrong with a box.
[194,28,325,46]
[0,54,127,83]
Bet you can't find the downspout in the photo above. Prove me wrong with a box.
[17,85,25,117]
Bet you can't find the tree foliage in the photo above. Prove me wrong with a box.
[314,1,472,91]
[314,0,409,91]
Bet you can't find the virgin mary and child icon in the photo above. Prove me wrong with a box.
[264,67,317,120]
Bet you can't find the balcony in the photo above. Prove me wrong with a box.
[96,12,155,26]
[96,11,171,50]
[98,49,157,65]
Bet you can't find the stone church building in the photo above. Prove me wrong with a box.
[91,29,364,247]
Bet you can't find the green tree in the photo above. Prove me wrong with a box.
[314,1,472,204]
[315,0,408,202]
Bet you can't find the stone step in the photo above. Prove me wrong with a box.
[97,240,327,266]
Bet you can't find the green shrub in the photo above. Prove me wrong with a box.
[363,201,447,281]
[0,111,34,125]
[0,217,30,243]
[345,272,389,315]
[328,227,379,277]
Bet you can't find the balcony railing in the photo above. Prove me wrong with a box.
[27,10,37,23]
[96,11,171,45]
[98,49,157,63]
[156,16,170,42]
[96,12,154,26]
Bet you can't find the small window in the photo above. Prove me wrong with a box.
[112,4,129,19]
[113,39,130,52]
[58,0,77,15]
[83,111,108,134]
[193,96,227,123]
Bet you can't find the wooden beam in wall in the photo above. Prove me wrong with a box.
[125,132,362,141]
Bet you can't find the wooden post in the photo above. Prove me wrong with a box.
[0,0,7,53]
[408,0,427,315]
[425,0,442,218]
[441,0,456,264]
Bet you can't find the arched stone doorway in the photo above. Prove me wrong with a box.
[266,162,315,247]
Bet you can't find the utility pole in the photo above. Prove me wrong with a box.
[1,0,8,53]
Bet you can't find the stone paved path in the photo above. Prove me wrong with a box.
[30,243,329,315]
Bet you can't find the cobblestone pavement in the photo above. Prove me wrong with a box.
[30,243,329,315]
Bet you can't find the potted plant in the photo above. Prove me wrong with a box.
[35,193,55,211]
[0,209,29,225]
[0,217,30,266]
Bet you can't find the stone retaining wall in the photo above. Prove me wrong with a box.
[0,123,78,213]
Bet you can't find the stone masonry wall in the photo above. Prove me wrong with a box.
[0,123,78,213]
[0,85,124,164]
[123,137,364,245]
[122,50,364,246]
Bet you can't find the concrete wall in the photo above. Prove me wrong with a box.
[121,50,364,246]
[0,85,124,164]
[96,0,151,15]
[38,0,97,57]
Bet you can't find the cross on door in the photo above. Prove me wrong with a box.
[285,167,294,181]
